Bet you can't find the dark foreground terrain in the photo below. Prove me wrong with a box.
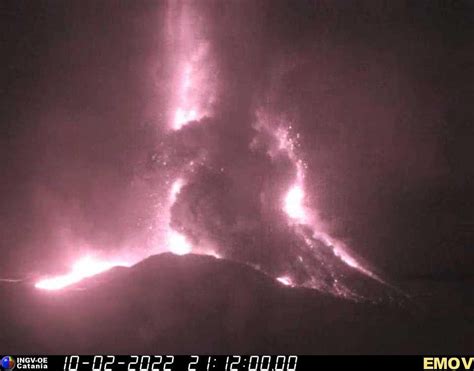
[2,254,473,354]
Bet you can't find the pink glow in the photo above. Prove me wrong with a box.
[168,3,216,131]
[31,4,384,296]
[170,178,185,203]
[332,247,359,269]
[204,250,221,259]
[255,111,380,284]
[166,229,192,256]
[35,256,131,291]
[283,184,308,222]
[166,177,193,255]
[276,276,294,286]
[174,108,198,130]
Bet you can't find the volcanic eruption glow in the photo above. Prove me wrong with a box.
[168,1,216,131]
[170,178,185,203]
[167,229,192,256]
[33,1,386,297]
[276,276,294,287]
[284,184,308,223]
[35,256,131,291]
[252,110,384,293]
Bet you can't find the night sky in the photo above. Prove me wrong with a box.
[0,0,473,353]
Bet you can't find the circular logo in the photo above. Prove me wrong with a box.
[1,356,15,370]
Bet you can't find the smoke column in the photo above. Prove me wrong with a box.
[35,1,389,299]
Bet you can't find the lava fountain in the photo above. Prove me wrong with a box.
[34,1,387,298]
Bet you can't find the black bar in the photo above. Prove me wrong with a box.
[3,355,460,371]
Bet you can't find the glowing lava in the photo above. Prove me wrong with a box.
[166,229,192,256]
[165,177,194,256]
[276,276,294,286]
[255,110,384,291]
[284,184,308,223]
[35,256,130,291]
[174,108,198,130]
[32,3,387,297]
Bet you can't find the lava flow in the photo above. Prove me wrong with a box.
[35,256,132,291]
[33,1,386,298]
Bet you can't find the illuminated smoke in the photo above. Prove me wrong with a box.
[170,178,185,204]
[35,256,131,291]
[165,178,193,256]
[35,176,193,290]
[34,1,386,297]
[253,110,384,294]
[166,2,216,131]
[33,0,217,289]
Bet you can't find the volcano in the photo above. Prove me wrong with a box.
[2,253,472,354]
